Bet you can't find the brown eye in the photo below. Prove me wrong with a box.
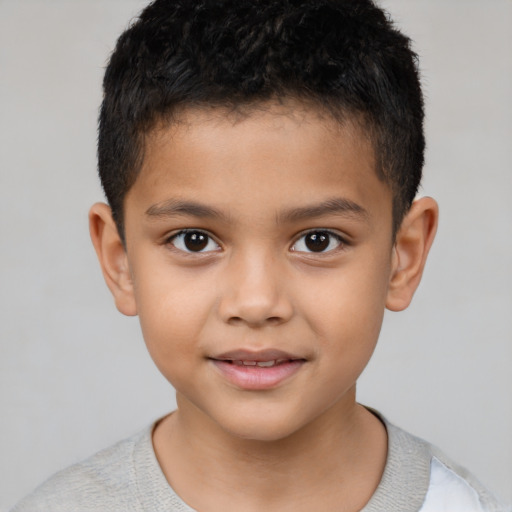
[184,232,208,251]
[305,232,330,252]
[170,230,220,253]
[291,230,342,253]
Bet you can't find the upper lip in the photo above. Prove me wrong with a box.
[211,349,304,362]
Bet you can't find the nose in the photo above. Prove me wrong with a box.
[217,249,294,327]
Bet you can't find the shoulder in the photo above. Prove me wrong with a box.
[10,427,150,512]
[362,411,509,512]
[420,448,509,512]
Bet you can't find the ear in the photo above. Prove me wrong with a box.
[386,197,438,312]
[89,203,137,316]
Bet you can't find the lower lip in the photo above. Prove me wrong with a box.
[211,360,305,390]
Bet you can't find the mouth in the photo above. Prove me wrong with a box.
[209,349,306,390]
[229,359,296,367]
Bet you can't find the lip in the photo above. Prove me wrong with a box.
[213,348,302,362]
[210,349,306,390]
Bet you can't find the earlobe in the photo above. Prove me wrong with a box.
[89,203,137,316]
[386,197,438,312]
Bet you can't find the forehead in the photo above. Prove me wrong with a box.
[127,102,391,225]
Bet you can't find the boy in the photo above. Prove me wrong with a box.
[11,0,508,511]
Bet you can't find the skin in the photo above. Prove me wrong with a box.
[90,102,438,512]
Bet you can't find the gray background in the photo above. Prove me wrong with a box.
[1,1,511,509]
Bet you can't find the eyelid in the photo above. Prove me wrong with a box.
[290,229,347,254]
[166,228,221,254]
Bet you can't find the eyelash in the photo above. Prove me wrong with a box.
[166,229,221,254]
[290,230,346,254]
[165,229,347,255]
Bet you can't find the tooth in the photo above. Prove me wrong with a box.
[257,360,276,367]
[242,360,257,366]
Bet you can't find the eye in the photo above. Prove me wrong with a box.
[169,230,220,253]
[291,230,343,253]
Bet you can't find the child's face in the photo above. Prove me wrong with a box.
[120,104,397,440]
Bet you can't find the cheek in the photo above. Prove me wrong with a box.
[132,265,216,373]
[297,254,391,352]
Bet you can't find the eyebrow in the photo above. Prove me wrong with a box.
[145,199,228,220]
[278,198,369,223]
[145,197,368,223]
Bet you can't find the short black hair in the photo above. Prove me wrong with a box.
[99,0,424,239]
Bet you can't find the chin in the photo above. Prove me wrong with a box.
[213,407,310,443]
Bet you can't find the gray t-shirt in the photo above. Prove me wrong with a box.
[11,415,508,512]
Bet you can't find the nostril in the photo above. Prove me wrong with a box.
[227,315,285,327]
[219,287,294,326]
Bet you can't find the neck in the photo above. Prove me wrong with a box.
[153,390,387,512]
